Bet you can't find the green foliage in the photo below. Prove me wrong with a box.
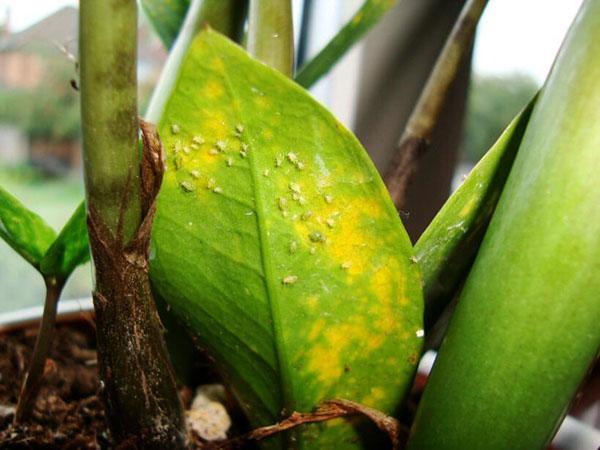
[150,30,423,448]
[40,202,89,281]
[408,1,600,448]
[295,0,399,88]
[141,0,247,49]
[415,98,535,331]
[0,185,57,269]
[462,73,538,163]
[141,0,190,49]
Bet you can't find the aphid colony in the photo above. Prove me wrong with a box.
[168,122,346,286]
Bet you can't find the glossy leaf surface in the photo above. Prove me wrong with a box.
[415,98,535,331]
[150,30,423,447]
[408,1,600,449]
[141,0,190,49]
[40,202,89,281]
[295,0,400,88]
[0,185,56,269]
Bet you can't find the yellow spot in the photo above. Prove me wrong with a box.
[460,197,477,218]
[203,79,224,99]
[362,387,386,407]
[352,12,364,25]
[308,319,325,341]
[305,322,381,383]
[306,296,319,310]
[255,95,270,109]
[262,128,273,140]
[210,57,225,73]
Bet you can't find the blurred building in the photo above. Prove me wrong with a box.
[0,6,167,174]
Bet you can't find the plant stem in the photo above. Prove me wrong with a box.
[384,0,488,209]
[80,1,186,448]
[197,0,248,43]
[14,276,63,423]
[295,0,400,88]
[247,0,294,76]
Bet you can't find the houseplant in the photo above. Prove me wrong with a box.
[0,0,598,448]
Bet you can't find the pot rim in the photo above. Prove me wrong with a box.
[0,297,94,334]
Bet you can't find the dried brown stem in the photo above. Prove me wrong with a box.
[202,398,406,449]
[14,276,64,423]
[87,122,187,449]
[384,0,488,209]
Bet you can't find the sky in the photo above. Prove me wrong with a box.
[0,0,584,84]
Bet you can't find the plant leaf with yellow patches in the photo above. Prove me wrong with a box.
[150,29,423,448]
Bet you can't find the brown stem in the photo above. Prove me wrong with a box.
[202,398,407,450]
[14,276,64,424]
[87,122,187,449]
[384,0,488,209]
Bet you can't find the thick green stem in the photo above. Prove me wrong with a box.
[197,0,248,42]
[14,276,63,423]
[80,0,140,242]
[247,0,294,76]
[80,1,186,448]
[384,0,488,209]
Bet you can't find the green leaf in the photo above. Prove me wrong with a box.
[150,30,423,447]
[415,97,535,331]
[40,202,89,281]
[141,0,190,49]
[295,0,400,88]
[141,0,248,50]
[408,1,600,449]
[0,185,56,269]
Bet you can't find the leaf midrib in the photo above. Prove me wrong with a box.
[205,38,294,422]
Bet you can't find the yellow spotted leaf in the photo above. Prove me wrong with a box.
[150,30,423,448]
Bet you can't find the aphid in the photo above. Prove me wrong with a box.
[301,211,313,221]
[282,275,298,285]
[180,181,195,192]
[213,186,223,194]
[287,152,298,163]
[226,157,234,167]
[190,169,200,179]
[263,169,270,177]
[239,149,248,158]
[183,146,191,155]
[207,178,216,190]
[324,194,334,204]
[241,142,249,152]
[295,161,305,170]
[215,140,227,152]
[309,231,326,243]
[289,182,301,193]
[309,246,316,255]
[192,135,205,145]
[275,155,284,167]
[173,141,182,153]
[289,241,298,254]
[208,148,219,155]
[326,218,335,228]
[278,197,288,211]
[410,255,418,263]
[190,143,199,150]
[173,154,183,170]
[171,124,180,134]
[235,124,244,134]
[341,261,352,270]
[416,329,425,338]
